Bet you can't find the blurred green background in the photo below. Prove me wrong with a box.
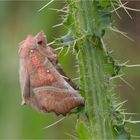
[0,1,140,139]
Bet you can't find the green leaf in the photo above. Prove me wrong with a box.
[92,2,112,37]
[76,120,91,139]
[60,30,74,46]
[99,0,111,7]
[114,126,130,140]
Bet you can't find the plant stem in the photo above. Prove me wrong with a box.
[63,0,130,139]
[78,38,113,139]
[75,1,113,138]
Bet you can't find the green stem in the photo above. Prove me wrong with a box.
[64,0,130,139]
[79,39,113,139]
[76,1,113,138]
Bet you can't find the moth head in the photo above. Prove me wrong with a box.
[19,35,36,58]
[35,32,47,48]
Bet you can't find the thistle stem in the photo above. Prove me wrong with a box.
[65,0,130,139]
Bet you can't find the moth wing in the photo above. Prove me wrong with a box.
[19,59,30,105]
[41,45,78,90]
[31,86,84,115]
[55,64,79,90]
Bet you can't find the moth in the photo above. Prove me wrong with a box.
[18,32,84,116]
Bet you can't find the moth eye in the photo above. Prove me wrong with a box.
[37,41,43,45]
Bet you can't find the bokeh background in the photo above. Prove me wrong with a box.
[0,1,140,139]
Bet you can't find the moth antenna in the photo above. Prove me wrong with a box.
[43,117,65,129]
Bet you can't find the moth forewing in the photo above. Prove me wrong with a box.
[19,58,30,105]
[43,56,75,91]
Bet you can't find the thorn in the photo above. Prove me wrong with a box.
[125,64,140,68]
[58,47,64,56]
[119,76,134,90]
[110,0,128,19]
[120,60,130,67]
[131,135,140,138]
[72,77,80,81]
[120,112,138,115]
[38,0,55,12]
[111,1,128,13]
[43,117,65,129]
[109,27,134,42]
[76,50,80,60]
[49,8,68,13]
[124,6,140,12]
[47,41,55,46]
[53,23,63,28]
[64,45,71,56]
[118,0,132,19]
[72,40,76,54]
[55,46,64,51]
[125,120,140,124]
[114,127,119,134]
[110,74,124,80]
[114,100,128,109]
[101,38,107,53]
[64,132,78,139]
